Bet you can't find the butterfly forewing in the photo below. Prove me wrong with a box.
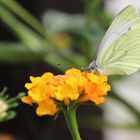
[94,5,140,75]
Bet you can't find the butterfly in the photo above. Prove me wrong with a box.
[87,5,140,75]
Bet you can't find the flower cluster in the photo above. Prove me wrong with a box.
[22,68,110,116]
[0,88,24,122]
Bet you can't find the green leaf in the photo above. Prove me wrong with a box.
[0,5,44,52]
[0,42,44,62]
[0,0,46,37]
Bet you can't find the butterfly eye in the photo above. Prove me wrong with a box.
[86,66,94,72]
[86,61,100,74]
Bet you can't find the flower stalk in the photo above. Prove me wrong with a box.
[63,104,81,140]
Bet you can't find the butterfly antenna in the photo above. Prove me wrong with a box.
[56,63,86,71]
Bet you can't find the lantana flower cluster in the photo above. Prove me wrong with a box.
[22,68,110,116]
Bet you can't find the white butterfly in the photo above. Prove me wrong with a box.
[87,5,140,75]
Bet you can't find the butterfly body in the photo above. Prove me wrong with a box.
[88,5,140,75]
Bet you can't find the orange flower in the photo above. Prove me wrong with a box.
[21,68,110,116]
[36,99,57,116]
[21,95,33,105]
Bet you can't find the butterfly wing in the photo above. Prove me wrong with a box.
[97,27,140,75]
[95,5,140,75]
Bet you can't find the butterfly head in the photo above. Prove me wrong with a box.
[86,61,100,75]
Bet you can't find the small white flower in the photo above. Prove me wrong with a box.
[0,99,8,118]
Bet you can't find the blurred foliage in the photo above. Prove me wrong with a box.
[0,87,24,122]
[0,0,140,134]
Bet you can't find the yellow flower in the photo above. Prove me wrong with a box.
[55,83,79,103]
[21,68,110,116]
[36,99,57,116]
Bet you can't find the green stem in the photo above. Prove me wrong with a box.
[63,105,81,140]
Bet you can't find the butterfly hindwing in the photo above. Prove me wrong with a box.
[98,26,140,75]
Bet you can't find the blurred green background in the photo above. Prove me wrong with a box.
[0,0,140,140]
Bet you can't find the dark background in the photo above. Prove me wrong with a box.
[0,0,102,140]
